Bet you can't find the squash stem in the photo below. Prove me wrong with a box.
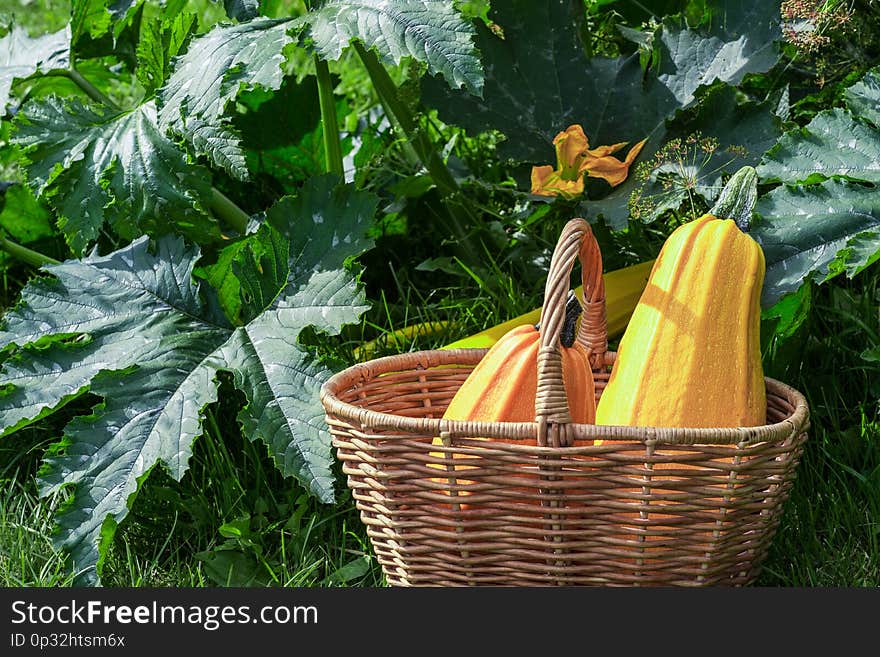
[315,56,345,178]
[711,166,758,232]
[0,235,60,268]
[58,68,121,109]
[353,41,479,261]
[208,188,250,235]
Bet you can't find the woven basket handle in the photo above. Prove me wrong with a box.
[535,218,607,447]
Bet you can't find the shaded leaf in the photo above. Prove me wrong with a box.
[196,548,270,586]
[12,96,216,254]
[844,66,880,127]
[235,75,322,152]
[752,179,880,306]
[303,0,482,95]
[421,0,782,228]
[221,0,260,22]
[422,0,781,164]
[322,555,371,585]
[862,346,880,363]
[158,18,295,179]
[655,1,781,107]
[0,184,54,243]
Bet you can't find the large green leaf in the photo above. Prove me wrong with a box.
[303,0,483,95]
[157,18,296,180]
[12,96,216,255]
[757,109,880,184]
[0,184,54,244]
[753,180,880,307]
[753,66,880,306]
[845,68,880,127]
[0,175,377,584]
[0,24,70,115]
[654,2,780,107]
[422,0,781,164]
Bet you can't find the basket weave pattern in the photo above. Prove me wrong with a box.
[321,220,810,586]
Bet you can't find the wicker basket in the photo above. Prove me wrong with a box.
[321,218,810,586]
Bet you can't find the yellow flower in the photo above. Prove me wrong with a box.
[530,124,647,198]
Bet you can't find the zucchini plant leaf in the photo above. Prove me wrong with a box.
[757,109,880,184]
[135,10,198,95]
[12,96,217,255]
[845,68,880,127]
[422,0,780,164]
[302,0,483,95]
[655,2,780,108]
[753,180,880,307]
[0,24,71,115]
[753,66,880,306]
[421,0,782,228]
[157,18,295,180]
[0,175,377,584]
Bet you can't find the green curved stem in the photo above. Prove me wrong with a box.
[315,56,345,178]
[353,41,460,197]
[209,188,250,235]
[0,235,60,268]
[353,41,478,261]
[47,68,121,109]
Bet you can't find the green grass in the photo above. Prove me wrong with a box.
[756,271,880,586]
[0,480,74,586]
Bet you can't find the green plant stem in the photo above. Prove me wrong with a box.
[353,42,458,196]
[314,56,345,178]
[59,67,252,235]
[0,235,60,268]
[65,68,120,108]
[352,41,478,260]
[209,188,250,234]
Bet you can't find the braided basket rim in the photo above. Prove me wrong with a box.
[320,346,810,449]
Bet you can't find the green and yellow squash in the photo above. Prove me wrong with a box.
[595,167,766,430]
